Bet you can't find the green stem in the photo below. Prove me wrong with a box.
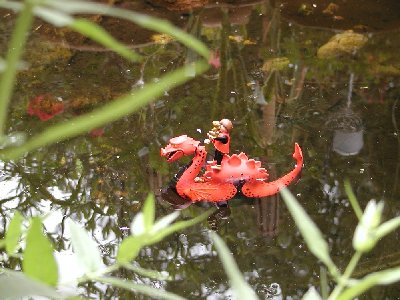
[0,1,34,136]
[328,251,362,300]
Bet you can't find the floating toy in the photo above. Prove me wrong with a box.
[160,134,303,202]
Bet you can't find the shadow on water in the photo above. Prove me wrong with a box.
[1,0,400,298]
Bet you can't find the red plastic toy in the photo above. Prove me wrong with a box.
[160,134,303,203]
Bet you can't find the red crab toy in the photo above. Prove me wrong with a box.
[160,135,303,202]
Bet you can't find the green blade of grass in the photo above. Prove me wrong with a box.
[34,7,141,62]
[337,267,400,300]
[0,1,34,136]
[94,276,186,300]
[121,263,171,281]
[44,0,210,59]
[147,209,215,245]
[210,232,258,300]
[344,179,363,220]
[280,188,340,278]
[0,60,209,160]
[142,194,156,231]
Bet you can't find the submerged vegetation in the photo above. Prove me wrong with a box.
[1,0,400,299]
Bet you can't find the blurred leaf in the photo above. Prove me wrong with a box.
[70,19,142,62]
[375,216,400,239]
[0,60,209,160]
[280,189,339,276]
[118,209,214,263]
[302,287,322,300]
[338,267,400,300]
[117,235,144,263]
[142,194,155,231]
[34,7,141,62]
[147,209,214,245]
[69,220,105,273]
[45,1,210,59]
[0,269,62,299]
[344,179,363,220]
[95,276,185,300]
[211,232,258,300]
[23,217,58,286]
[130,212,146,236]
[5,211,24,255]
[122,263,171,281]
[151,211,180,233]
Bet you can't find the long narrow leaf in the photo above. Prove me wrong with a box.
[344,180,363,220]
[375,216,400,239]
[338,267,400,300]
[122,263,171,281]
[142,194,156,231]
[0,60,209,160]
[0,1,34,136]
[147,209,215,245]
[211,232,258,300]
[34,7,141,62]
[95,276,185,300]
[44,0,210,59]
[280,188,339,276]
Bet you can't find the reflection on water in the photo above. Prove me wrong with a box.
[2,0,400,298]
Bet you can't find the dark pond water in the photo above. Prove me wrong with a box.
[1,0,400,299]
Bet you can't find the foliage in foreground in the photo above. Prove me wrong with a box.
[2,183,400,299]
[280,181,400,300]
[0,194,215,299]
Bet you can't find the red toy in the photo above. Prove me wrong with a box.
[160,135,303,202]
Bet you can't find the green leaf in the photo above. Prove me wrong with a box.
[338,267,400,300]
[122,263,171,281]
[302,287,322,300]
[34,7,141,62]
[117,235,145,263]
[44,1,210,60]
[70,19,142,62]
[280,189,339,276]
[5,211,24,255]
[69,220,105,273]
[147,209,214,245]
[130,212,146,236]
[151,211,180,233]
[118,209,214,263]
[211,232,258,300]
[344,179,363,220]
[375,216,400,240]
[23,217,58,286]
[0,60,209,160]
[142,194,155,231]
[94,276,185,300]
[0,269,62,299]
